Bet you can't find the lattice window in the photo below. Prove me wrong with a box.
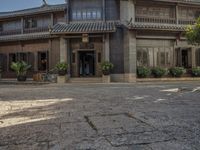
[71,9,102,21]
[136,5,175,19]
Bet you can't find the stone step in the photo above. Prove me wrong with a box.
[69,77,102,83]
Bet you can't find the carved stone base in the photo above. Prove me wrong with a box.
[124,73,136,83]
[102,75,111,83]
[57,75,68,84]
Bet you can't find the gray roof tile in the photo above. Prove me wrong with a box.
[128,23,187,31]
[51,21,117,34]
[0,4,66,19]
[0,32,50,42]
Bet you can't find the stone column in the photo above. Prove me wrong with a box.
[192,47,196,68]
[104,34,110,61]
[34,52,38,72]
[102,0,106,21]
[124,29,137,82]
[21,17,24,34]
[60,37,67,62]
[176,5,179,25]
[120,0,135,24]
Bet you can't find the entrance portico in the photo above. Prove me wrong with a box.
[52,21,117,78]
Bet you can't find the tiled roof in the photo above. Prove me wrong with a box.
[0,32,50,42]
[0,4,66,19]
[51,22,117,34]
[128,23,187,31]
[153,0,200,5]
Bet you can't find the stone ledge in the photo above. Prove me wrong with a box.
[137,77,200,82]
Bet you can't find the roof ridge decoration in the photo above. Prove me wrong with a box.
[42,0,48,6]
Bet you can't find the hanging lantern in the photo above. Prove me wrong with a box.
[82,34,89,43]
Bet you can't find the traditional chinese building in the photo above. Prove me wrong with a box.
[0,0,200,82]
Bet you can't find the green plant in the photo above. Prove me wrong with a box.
[137,66,151,78]
[55,62,68,75]
[169,67,186,77]
[11,61,31,77]
[186,18,200,45]
[152,67,168,78]
[191,67,200,77]
[101,61,114,75]
[56,62,68,71]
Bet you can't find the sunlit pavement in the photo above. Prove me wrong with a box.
[0,82,199,150]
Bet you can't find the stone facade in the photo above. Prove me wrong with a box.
[0,0,200,82]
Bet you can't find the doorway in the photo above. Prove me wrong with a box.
[176,48,192,68]
[78,51,95,77]
[182,50,189,68]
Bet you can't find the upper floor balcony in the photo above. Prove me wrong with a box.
[0,4,66,37]
[135,5,198,26]
[135,16,196,25]
[0,26,50,36]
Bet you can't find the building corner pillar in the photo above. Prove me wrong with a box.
[60,37,67,62]
[104,34,110,62]
[192,47,196,68]
[124,30,137,83]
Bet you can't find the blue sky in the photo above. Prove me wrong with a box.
[0,0,65,12]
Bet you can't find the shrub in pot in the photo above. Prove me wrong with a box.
[152,67,168,78]
[56,62,68,76]
[169,67,186,77]
[191,67,200,77]
[137,66,151,78]
[11,61,31,81]
[101,61,114,75]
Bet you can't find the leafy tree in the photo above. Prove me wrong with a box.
[186,18,200,45]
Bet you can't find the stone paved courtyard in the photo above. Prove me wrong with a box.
[0,82,200,150]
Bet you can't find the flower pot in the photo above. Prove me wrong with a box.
[102,70,110,76]
[17,75,27,81]
[58,70,67,76]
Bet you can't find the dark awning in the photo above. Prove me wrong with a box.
[51,21,117,34]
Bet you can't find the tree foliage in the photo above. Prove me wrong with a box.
[186,18,200,45]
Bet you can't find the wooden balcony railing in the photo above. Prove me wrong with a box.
[135,16,196,26]
[135,16,176,24]
[178,19,196,25]
[24,26,49,34]
[0,29,21,36]
[0,26,49,36]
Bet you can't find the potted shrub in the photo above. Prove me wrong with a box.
[56,62,68,76]
[55,62,68,83]
[101,61,114,83]
[152,67,168,78]
[10,61,31,81]
[101,61,114,75]
[137,66,151,78]
[169,67,186,77]
[191,67,200,77]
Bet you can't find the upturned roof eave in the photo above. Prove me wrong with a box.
[0,4,66,19]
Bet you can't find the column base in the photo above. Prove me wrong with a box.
[102,75,111,83]
[124,73,136,83]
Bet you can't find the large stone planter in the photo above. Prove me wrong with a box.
[102,75,111,83]
[57,75,69,84]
